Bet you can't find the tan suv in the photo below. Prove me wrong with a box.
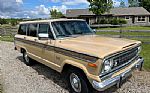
[14,19,144,93]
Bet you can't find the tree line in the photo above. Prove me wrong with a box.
[0,18,22,26]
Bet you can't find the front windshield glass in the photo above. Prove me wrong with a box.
[51,21,93,38]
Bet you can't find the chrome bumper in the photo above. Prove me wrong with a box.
[92,57,144,91]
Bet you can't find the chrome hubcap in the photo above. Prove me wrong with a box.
[24,52,29,63]
[70,73,81,92]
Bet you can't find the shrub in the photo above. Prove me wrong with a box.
[110,18,120,25]
[110,18,127,25]
[95,18,127,25]
[119,19,127,24]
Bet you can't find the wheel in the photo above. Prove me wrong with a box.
[23,51,34,66]
[66,69,90,93]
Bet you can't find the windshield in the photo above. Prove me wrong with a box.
[51,21,93,38]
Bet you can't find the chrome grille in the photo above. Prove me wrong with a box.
[113,47,138,68]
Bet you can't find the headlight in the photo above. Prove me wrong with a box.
[101,59,113,74]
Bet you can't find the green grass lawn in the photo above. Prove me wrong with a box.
[141,44,150,71]
[98,26,150,30]
[96,31,150,36]
[0,36,14,42]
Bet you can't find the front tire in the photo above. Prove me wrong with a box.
[66,69,90,93]
[23,51,34,66]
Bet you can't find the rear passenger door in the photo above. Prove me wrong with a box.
[25,23,40,56]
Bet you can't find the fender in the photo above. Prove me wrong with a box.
[61,59,101,82]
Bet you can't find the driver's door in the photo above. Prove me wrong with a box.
[38,23,55,65]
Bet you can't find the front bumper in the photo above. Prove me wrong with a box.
[92,57,144,91]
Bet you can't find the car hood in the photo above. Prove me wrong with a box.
[55,35,141,59]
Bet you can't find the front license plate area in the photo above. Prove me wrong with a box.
[117,69,132,88]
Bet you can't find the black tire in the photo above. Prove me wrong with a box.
[23,51,34,66]
[66,69,91,93]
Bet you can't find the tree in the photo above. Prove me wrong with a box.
[128,0,139,7]
[87,0,113,15]
[0,18,8,25]
[50,9,64,19]
[119,0,126,8]
[139,0,150,12]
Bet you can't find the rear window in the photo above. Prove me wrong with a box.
[18,24,26,35]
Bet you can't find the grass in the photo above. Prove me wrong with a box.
[96,31,150,36]
[141,44,150,71]
[0,36,14,42]
[97,26,150,30]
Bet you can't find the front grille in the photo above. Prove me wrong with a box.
[112,47,138,68]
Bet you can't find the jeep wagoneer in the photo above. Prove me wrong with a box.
[14,19,144,93]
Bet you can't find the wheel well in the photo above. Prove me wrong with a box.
[20,48,26,53]
[62,64,85,75]
[62,64,94,91]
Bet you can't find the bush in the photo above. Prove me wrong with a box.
[95,18,127,25]
[110,18,119,25]
[110,18,127,25]
[97,19,109,24]
[119,19,127,24]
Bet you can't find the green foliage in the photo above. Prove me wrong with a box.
[119,0,126,8]
[97,19,109,24]
[0,18,20,26]
[128,0,139,7]
[96,18,127,25]
[110,18,127,25]
[87,0,113,15]
[50,9,64,19]
[139,0,150,12]
[0,18,8,25]
[118,18,127,24]
[110,18,119,25]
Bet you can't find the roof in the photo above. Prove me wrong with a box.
[66,7,150,17]
[20,19,85,24]
[108,7,150,16]
[66,9,94,17]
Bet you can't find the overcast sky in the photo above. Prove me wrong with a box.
[0,0,128,18]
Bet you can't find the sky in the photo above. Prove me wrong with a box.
[0,0,128,18]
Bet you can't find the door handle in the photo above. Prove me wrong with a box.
[24,37,26,39]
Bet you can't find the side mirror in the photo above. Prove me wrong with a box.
[93,29,96,33]
[38,33,49,40]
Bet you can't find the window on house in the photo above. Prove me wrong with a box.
[125,16,130,19]
[138,16,146,22]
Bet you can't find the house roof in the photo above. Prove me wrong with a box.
[66,7,150,17]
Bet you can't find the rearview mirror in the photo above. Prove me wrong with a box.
[38,33,49,40]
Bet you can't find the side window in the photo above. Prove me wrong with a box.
[18,24,26,35]
[27,24,37,37]
[38,24,54,39]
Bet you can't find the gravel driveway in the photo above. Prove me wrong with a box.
[0,41,150,93]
